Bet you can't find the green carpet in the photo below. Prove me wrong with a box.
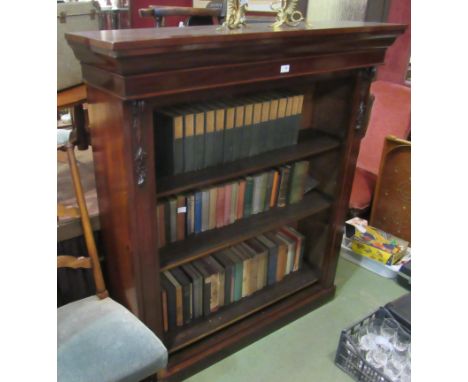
[184,255,408,382]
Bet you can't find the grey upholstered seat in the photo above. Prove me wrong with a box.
[58,296,168,382]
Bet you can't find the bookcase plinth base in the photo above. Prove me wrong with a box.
[158,283,336,382]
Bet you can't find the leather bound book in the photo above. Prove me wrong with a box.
[245,238,268,291]
[268,94,280,151]
[276,231,296,276]
[160,273,177,330]
[208,187,218,230]
[204,255,226,308]
[249,98,263,157]
[230,182,238,225]
[280,226,305,272]
[231,244,251,298]
[163,270,183,326]
[194,191,203,234]
[194,106,206,171]
[263,170,275,212]
[216,185,225,228]
[176,195,187,241]
[199,257,220,312]
[265,232,288,282]
[252,172,267,215]
[201,189,210,232]
[169,197,177,243]
[161,289,168,332]
[291,94,304,145]
[203,106,216,169]
[284,94,295,146]
[213,105,225,166]
[192,259,213,317]
[213,250,235,306]
[276,94,289,149]
[223,103,236,163]
[256,234,279,286]
[288,160,310,204]
[163,199,172,244]
[269,170,280,208]
[156,203,166,248]
[186,193,195,236]
[232,100,245,161]
[154,108,184,176]
[181,263,204,319]
[241,100,254,158]
[243,176,254,217]
[225,248,244,302]
[277,165,291,207]
[183,107,195,173]
[259,97,271,154]
[223,183,232,227]
[171,267,193,324]
[240,242,258,295]
[237,179,246,220]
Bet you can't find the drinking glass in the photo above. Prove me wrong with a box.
[365,338,393,370]
[384,358,402,381]
[381,317,399,342]
[399,364,411,382]
[394,327,411,353]
[357,318,382,353]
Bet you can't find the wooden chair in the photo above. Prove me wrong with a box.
[369,135,411,243]
[57,130,168,382]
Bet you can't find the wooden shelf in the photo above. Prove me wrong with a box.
[159,191,331,272]
[156,134,340,199]
[165,264,320,353]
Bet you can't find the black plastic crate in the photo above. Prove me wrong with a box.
[335,307,411,382]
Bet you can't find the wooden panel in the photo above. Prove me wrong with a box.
[159,192,331,271]
[157,134,340,198]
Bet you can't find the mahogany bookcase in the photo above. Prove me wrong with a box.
[66,21,404,381]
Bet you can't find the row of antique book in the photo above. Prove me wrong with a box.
[155,92,305,176]
[157,160,310,247]
[160,225,305,331]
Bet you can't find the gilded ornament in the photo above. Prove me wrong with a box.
[270,0,304,28]
[218,0,248,30]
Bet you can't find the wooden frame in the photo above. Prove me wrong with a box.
[65,22,404,381]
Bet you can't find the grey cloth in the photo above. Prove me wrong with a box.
[58,296,168,382]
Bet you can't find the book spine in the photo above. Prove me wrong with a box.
[201,189,210,232]
[249,101,263,156]
[194,191,202,234]
[243,176,254,217]
[232,104,244,161]
[208,187,217,230]
[276,96,288,149]
[230,182,238,224]
[241,103,254,158]
[270,170,280,208]
[269,97,280,151]
[288,160,310,204]
[203,277,212,317]
[213,107,225,166]
[186,194,195,236]
[156,203,166,248]
[237,179,246,220]
[173,115,184,174]
[194,110,205,171]
[223,106,236,163]
[182,282,192,324]
[176,195,186,241]
[277,165,291,207]
[163,199,171,244]
[263,170,274,212]
[203,108,216,168]
[223,183,232,226]
[267,246,278,286]
[183,112,195,173]
[252,173,267,215]
[260,99,271,154]
[291,95,304,145]
[276,241,287,282]
[169,197,177,243]
[284,95,295,146]
[216,185,225,228]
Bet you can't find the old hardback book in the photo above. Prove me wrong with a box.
[160,273,176,330]
[201,256,222,311]
[225,248,244,302]
[243,176,254,217]
[237,179,246,220]
[276,94,289,149]
[249,97,263,157]
[245,238,269,291]
[267,93,280,151]
[216,185,225,229]
[156,203,166,248]
[232,99,245,161]
[213,250,235,305]
[154,108,184,176]
[240,242,259,295]
[201,189,210,232]
[256,234,279,286]
[231,244,250,298]
[269,170,280,208]
[288,160,310,204]
[208,187,218,230]
[181,263,204,319]
[192,258,214,316]
[223,183,232,227]
[263,170,275,212]
[252,172,268,215]
[291,94,304,145]
[277,165,291,208]
[194,191,202,234]
[186,193,195,236]
[171,267,193,324]
[240,99,254,158]
[183,106,195,173]
[280,226,305,272]
[164,270,183,326]
[223,102,236,163]
[213,104,225,166]
[230,182,238,224]
[259,97,271,154]
[193,105,206,171]
[202,105,216,168]
[176,195,186,241]
[265,232,288,282]
[169,197,177,243]
[276,231,296,276]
